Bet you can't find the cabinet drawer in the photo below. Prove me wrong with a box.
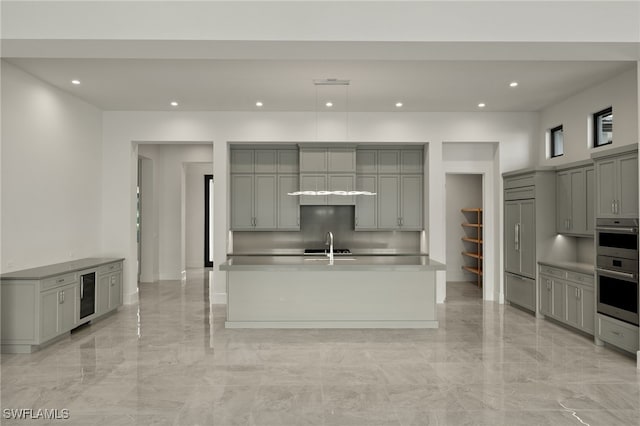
[539,265,565,279]
[566,271,594,286]
[597,314,639,353]
[505,175,534,189]
[42,273,78,291]
[505,273,535,312]
[98,262,122,275]
[505,187,535,200]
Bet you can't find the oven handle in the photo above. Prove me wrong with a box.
[595,226,638,234]
[596,267,637,281]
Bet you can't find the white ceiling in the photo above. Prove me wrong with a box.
[5,57,635,112]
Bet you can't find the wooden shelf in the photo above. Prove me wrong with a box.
[462,266,483,276]
[462,251,483,260]
[462,237,483,244]
[461,207,483,288]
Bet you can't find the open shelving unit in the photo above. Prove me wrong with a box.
[461,208,483,287]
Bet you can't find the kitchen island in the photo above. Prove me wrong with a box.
[219,255,445,329]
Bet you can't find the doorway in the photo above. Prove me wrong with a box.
[204,174,214,267]
[445,173,483,299]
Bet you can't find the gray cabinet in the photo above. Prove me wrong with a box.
[596,314,638,353]
[355,175,377,229]
[230,174,278,230]
[1,258,124,353]
[504,199,536,279]
[328,174,356,205]
[503,169,556,313]
[357,146,424,231]
[299,174,328,205]
[300,147,356,173]
[97,262,123,315]
[556,164,594,236]
[277,175,300,229]
[298,146,356,206]
[230,147,299,231]
[538,264,594,335]
[594,148,638,218]
[40,283,78,342]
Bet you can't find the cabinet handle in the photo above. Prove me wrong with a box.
[612,201,616,214]
[59,291,63,304]
[611,330,622,337]
[81,281,84,299]
[355,217,358,226]
[57,278,65,283]
[400,218,404,226]
[615,200,619,215]
[514,224,520,251]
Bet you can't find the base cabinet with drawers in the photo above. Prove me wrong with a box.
[1,258,124,353]
[538,263,595,335]
[596,314,639,354]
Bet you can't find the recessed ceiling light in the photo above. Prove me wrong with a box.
[256,101,263,107]
[325,101,333,108]
[395,102,403,108]
[478,103,486,108]
[71,80,81,85]
[170,101,179,107]
[509,81,519,87]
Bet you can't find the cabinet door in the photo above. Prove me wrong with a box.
[378,151,401,173]
[108,272,122,310]
[230,174,254,230]
[552,279,565,320]
[569,168,587,234]
[328,149,356,172]
[539,276,553,316]
[277,175,300,230]
[504,201,521,274]
[505,273,535,311]
[378,175,401,229]
[230,150,254,173]
[595,158,617,217]
[400,150,423,173]
[565,282,580,328]
[519,199,536,279]
[299,174,327,205]
[254,150,277,173]
[254,175,278,229]
[97,274,110,315]
[40,289,59,342]
[355,175,377,229]
[58,284,78,333]
[300,149,327,172]
[585,167,595,234]
[581,287,595,334]
[277,150,299,173]
[328,174,355,205]
[400,175,423,230]
[617,154,638,218]
[356,150,377,174]
[556,171,570,233]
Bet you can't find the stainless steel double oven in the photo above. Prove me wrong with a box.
[596,218,639,325]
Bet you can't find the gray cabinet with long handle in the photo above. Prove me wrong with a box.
[503,169,556,313]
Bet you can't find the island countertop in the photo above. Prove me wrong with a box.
[219,255,445,271]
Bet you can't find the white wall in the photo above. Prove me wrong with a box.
[0,61,103,272]
[539,67,638,166]
[101,111,538,305]
[446,174,483,282]
[186,163,213,269]
[138,145,159,283]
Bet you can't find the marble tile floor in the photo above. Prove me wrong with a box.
[2,272,640,425]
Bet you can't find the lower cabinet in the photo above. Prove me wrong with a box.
[505,272,536,312]
[538,264,595,335]
[1,258,124,353]
[596,314,639,353]
[40,283,79,343]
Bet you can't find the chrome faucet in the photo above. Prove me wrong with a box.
[325,231,334,263]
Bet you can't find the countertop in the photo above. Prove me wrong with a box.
[0,258,125,281]
[219,255,445,271]
[538,260,595,275]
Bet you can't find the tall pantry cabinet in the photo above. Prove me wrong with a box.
[503,169,556,313]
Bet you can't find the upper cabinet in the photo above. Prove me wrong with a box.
[556,161,595,236]
[356,146,425,231]
[299,146,356,206]
[230,147,300,231]
[593,146,638,219]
